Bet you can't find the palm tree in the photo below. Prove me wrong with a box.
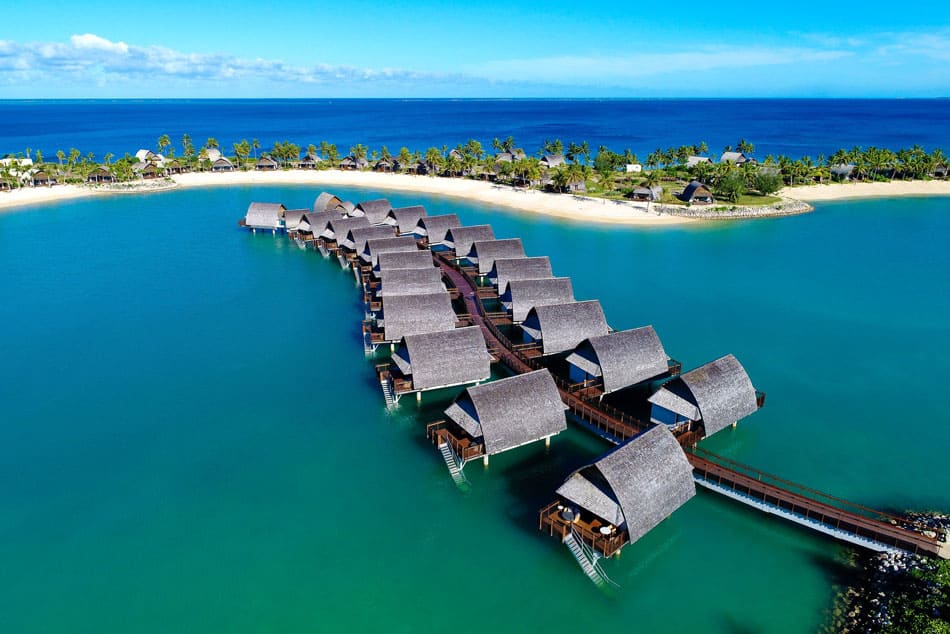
[56,150,65,168]
[103,153,114,165]
[206,137,219,149]
[157,134,171,156]
[424,147,443,175]
[350,144,368,162]
[252,139,260,160]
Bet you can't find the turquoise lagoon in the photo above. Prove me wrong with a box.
[0,187,947,632]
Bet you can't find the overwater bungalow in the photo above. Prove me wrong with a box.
[686,156,712,168]
[488,256,554,291]
[321,216,370,242]
[380,326,491,403]
[413,213,462,245]
[298,210,338,237]
[313,192,346,213]
[679,181,714,204]
[338,225,396,267]
[466,238,526,275]
[521,300,609,356]
[564,326,673,395]
[351,198,393,225]
[631,185,662,202]
[429,369,567,467]
[376,267,446,297]
[541,154,565,169]
[86,166,114,183]
[373,250,438,278]
[297,152,322,169]
[243,202,286,231]
[501,277,575,323]
[360,236,420,269]
[384,205,427,235]
[340,200,356,215]
[283,208,309,233]
[540,425,695,560]
[443,225,495,258]
[255,156,279,171]
[647,353,762,438]
[212,157,235,172]
[363,291,458,347]
[339,155,368,170]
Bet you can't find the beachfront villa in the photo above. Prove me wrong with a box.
[255,156,279,171]
[647,354,761,438]
[686,156,712,168]
[501,277,575,323]
[433,369,568,467]
[564,326,671,395]
[521,300,609,356]
[679,181,714,204]
[542,425,695,559]
[212,157,235,172]
[466,238,526,275]
[488,256,554,291]
[86,166,115,183]
[297,152,323,169]
[340,155,368,170]
[720,151,752,165]
[541,154,565,168]
[631,185,663,202]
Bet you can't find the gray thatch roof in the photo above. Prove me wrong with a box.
[631,186,663,201]
[488,256,553,291]
[443,370,566,455]
[378,267,445,297]
[386,205,427,234]
[353,198,393,224]
[299,211,338,235]
[341,200,356,214]
[467,238,526,275]
[375,249,436,274]
[256,155,278,168]
[501,277,575,323]
[340,225,396,251]
[648,354,757,436]
[392,326,490,390]
[361,236,419,264]
[322,216,370,240]
[414,214,462,242]
[720,151,748,164]
[313,192,345,212]
[283,208,309,231]
[541,154,565,168]
[557,426,695,543]
[681,181,713,203]
[831,164,855,177]
[521,300,609,355]
[565,326,669,394]
[245,202,286,229]
[443,225,495,256]
[686,156,712,167]
[379,292,457,342]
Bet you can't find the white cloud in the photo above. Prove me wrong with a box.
[70,33,129,55]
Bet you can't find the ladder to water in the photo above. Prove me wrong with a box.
[438,442,468,488]
[380,376,397,408]
[563,530,617,589]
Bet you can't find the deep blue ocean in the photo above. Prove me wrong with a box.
[1,99,948,161]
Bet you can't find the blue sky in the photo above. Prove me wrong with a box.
[1,0,948,97]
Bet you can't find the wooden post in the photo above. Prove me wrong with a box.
[732,421,738,429]
[483,455,489,468]
[416,391,422,403]
[545,436,551,449]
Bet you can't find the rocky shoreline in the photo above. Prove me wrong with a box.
[658,197,813,219]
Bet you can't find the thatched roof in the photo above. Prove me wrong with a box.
[488,256,554,291]
[212,157,234,170]
[681,181,713,203]
[299,211,337,235]
[443,370,566,455]
[501,278,575,323]
[379,292,457,342]
[720,151,748,164]
[341,200,356,214]
[541,154,565,168]
[413,214,462,242]
[648,354,758,436]
[375,249,436,274]
[467,238,526,275]
[360,236,419,265]
[340,156,368,169]
[385,205,427,234]
[378,267,445,297]
[256,155,278,168]
[556,426,695,542]
[245,202,286,229]
[686,156,711,167]
[831,164,855,177]
[283,208,309,231]
[392,326,490,391]
[352,198,393,225]
[443,225,495,256]
[631,186,663,201]
[565,327,669,394]
[322,216,370,240]
[340,225,396,251]
[313,192,345,212]
[521,300,609,355]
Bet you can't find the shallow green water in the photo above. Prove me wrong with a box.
[1,187,947,632]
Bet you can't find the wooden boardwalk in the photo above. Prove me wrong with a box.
[434,252,949,559]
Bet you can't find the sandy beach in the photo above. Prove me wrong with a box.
[2,170,949,222]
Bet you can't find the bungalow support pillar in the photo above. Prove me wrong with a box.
[483,455,489,468]
[416,391,422,403]
[545,435,551,449]
[732,421,738,429]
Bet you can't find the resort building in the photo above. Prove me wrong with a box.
[321,216,370,242]
[679,181,714,204]
[374,158,395,172]
[501,277,575,323]
[631,186,662,202]
[351,199,393,225]
[364,291,458,346]
[298,211,339,237]
[360,236,420,267]
[86,166,114,183]
[296,152,322,169]
[488,256,554,291]
[466,238,526,275]
[430,369,567,468]
[255,156,279,171]
[376,267,446,297]
[720,151,752,165]
[831,164,856,181]
[340,225,396,254]
[204,148,223,163]
[647,353,762,438]
[282,208,309,232]
[413,213,462,245]
[380,326,491,403]
[541,154,565,169]
[313,192,346,213]
[384,205,428,235]
[244,202,286,231]
[339,156,368,170]
[495,149,527,163]
[443,225,495,258]
[133,162,163,179]
[134,149,155,163]
[521,300,609,356]
[541,425,695,560]
[373,250,438,277]
[625,164,643,173]
[564,326,672,395]
[212,157,235,172]
[686,156,712,168]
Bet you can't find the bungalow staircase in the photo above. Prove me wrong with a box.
[380,375,397,408]
[563,529,617,589]
[317,242,330,258]
[438,442,469,488]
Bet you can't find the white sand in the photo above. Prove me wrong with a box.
[780,180,950,201]
[0,170,688,225]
